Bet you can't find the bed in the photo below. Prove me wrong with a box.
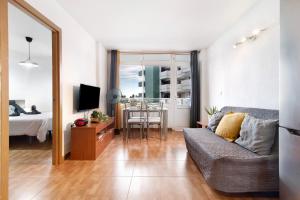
[9,100,52,142]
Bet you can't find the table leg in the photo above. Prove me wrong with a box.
[122,110,126,140]
[163,110,168,140]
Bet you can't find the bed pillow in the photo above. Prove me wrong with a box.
[235,115,278,155]
[9,105,15,115]
[9,100,26,114]
[9,105,20,116]
[207,112,224,132]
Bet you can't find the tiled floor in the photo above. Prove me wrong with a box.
[9,131,279,200]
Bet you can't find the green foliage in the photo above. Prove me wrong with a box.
[205,106,219,116]
[91,110,108,122]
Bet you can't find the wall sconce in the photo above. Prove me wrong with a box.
[233,28,267,49]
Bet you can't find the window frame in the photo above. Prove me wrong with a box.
[119,53,191,108]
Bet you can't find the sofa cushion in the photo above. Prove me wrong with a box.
[235,115,278,155]
[184,128,259,160]
[215,112,246,142]
[207,111,224,132]
[221,106,278,120]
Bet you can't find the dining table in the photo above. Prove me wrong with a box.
[122,107,168,140]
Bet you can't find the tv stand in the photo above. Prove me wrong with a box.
[71,118,114,160]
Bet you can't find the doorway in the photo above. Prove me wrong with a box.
[0,0,62,199]
[8,3,53,163]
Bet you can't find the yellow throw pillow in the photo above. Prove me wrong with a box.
[215,112,246,142]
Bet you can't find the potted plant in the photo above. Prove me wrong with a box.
[90,110,101,123]
[205,106,219,121]
[101,113,109,122]
[90,110,109,123]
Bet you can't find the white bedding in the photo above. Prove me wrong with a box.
[9,112,52,142]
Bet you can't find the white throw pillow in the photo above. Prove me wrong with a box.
[9,105,15,115]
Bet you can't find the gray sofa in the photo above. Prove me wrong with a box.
[183,106,279,193]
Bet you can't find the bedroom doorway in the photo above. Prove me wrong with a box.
[8,3,53,163]
[0,0,62,198]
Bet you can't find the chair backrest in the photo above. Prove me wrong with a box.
[128,101,145,122]
[146,101,163,123]
[124,102,130,110]
[139,101,146,120]
[159,101,164,122]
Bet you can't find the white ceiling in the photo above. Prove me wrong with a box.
[8,4,52,57]
[57,0,259,51]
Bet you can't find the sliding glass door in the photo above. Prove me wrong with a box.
[119,53,191,130]
[173,55,191,129]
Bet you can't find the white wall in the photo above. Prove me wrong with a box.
[201,0,279,121]
[26,0,107,155]
[96,42,108,113]
[9,52,52,112]
[9,3,53,113]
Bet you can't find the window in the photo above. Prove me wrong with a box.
[142,65,171,99]
[119,53,191,107]
[159,66,171,98]
[143,66,160,98]
[119,64,143,99]
[175,55,191,107]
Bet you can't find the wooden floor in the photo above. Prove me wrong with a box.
[9,131,279,200]
[9,135,52,150]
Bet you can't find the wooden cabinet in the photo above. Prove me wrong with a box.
[71,118,114,160]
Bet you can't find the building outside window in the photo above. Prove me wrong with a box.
[119,53,191,107]
[119,64,143,99]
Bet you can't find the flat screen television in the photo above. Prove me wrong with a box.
[78,84,100,111]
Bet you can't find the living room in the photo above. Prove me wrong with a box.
[0,0,298,199]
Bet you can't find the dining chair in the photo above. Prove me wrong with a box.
[126,101,146,142]
[146,102,164,140]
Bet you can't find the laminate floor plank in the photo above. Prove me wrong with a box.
[9,130,278,200]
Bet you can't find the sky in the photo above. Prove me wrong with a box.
[120,78,142,98]
[120,64,143,97]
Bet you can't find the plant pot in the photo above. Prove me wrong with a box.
[90,117,100,123]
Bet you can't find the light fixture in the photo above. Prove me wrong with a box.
[18,36,39,68]
[252,29,261,36]
[233,28,267,49]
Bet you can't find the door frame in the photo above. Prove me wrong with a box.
[0,0,62,199]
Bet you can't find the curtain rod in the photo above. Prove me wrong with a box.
[119,51,191,55]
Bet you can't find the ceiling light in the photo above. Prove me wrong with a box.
[252,29,261,36]
[18,36,39,68]
[18,60,39,68]
[240,37,247,43]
